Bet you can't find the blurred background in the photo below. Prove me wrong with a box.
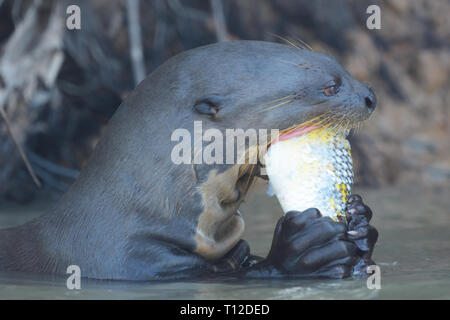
[0,0,448,203]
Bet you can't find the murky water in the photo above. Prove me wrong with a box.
[0,182,449,299]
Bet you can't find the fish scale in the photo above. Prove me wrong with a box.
[264,128,353,222]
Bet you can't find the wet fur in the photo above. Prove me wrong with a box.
[0,41,376,280]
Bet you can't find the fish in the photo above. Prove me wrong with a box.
[264,127,353,223]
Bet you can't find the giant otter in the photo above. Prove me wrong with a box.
[0,41,378,280]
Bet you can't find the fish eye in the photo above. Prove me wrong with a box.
[323,81,340,97]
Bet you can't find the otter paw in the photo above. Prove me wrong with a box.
[265,208,359,279]
[345,194,379,276]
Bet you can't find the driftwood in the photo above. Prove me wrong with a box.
[126,0,146,85]
[0,0,64,194]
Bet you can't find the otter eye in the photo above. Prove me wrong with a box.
[323,83,339,96]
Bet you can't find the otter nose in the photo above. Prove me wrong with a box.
[364,86,377,112]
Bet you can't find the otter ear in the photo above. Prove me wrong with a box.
[193,95,224,119]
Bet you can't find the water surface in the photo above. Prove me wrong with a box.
[0,183,449,299]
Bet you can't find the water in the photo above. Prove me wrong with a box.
[0,182,449,299]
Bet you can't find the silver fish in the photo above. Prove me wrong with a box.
[264,128,353,222]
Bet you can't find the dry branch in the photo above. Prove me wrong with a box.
[126,0,146,85]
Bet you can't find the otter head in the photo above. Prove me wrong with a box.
[160,41,377,262]
[101,41,376,263]
[189,41,376,136]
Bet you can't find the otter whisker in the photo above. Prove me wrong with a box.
[327,114,343,130]
[335,115,346,132]
[343,118,352,133]
[258,99,293,113]
[310,111,335,129]
[330,114,346,132]
[355,119,366,135]
[320,117,334,130]
[356,122,362,134]
[341,116,351,132]
[269,33,305,51]
[292,36,314,51]
[274,111,332,142]
[262,94,295,106]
